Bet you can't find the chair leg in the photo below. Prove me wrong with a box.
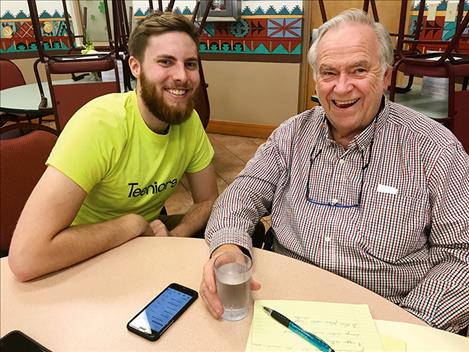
[447,70,456,132]
[389,61,401,101]
[252,222,266,249]
[262,227,274,251]
[395,75,414,93]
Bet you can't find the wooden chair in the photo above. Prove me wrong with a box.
[0,59,28,126]
[193,0,213,128]
[45,58,121,132]
[109,0,136,93]
[71,2,114,81]
[0,58,25,90]
[0,124,58,257]
[388,0,466,93]
[27,0,121,132]
[389,0,469,151]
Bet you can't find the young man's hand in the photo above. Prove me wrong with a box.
[147,219,170,237]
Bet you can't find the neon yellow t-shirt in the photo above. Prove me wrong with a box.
[47,91,214,225]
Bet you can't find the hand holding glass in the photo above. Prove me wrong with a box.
[214,251,252,321]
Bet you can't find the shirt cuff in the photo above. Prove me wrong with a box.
[208,228,253,257]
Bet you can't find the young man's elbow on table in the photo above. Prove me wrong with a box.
[8,217,66,282]
[8,236,49,282]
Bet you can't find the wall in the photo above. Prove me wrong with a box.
[409,0,469,53]
[204,61,300,126]
[1,0,303,136]
[0,0,79,54]
[134,1,305,133]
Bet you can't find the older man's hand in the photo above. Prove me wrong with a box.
[199,244,261,319]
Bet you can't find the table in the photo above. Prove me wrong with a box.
[0,82,54,117]
[1,238,466,351]
[0,79,111,118]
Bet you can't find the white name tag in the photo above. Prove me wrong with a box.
[377,184,398,195]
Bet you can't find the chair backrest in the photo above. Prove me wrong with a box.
[45,56,120,131]
[0,126,58,255]
[394,0,468,62]
[51,80,119,131]
[0,58,26,90]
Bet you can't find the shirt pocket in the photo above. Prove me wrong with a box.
[358,191,430,263]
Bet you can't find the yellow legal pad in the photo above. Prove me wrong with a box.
[245,300,399,352]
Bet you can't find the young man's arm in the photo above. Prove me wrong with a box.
[8,166,152,282]
[153,164,218,237]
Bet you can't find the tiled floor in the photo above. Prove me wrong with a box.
[165,133,272,228]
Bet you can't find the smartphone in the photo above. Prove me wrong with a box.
[0,330,50,352]
[127,283,198,341]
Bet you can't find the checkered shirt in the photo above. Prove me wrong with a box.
[206,98,469,332]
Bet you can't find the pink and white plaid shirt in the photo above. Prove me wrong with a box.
[206,98,468,333]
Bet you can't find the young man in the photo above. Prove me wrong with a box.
[9,12,218,281]
[200,9,468,333]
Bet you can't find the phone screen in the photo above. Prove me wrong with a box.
[127,283,197,340]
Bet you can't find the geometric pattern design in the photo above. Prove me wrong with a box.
[134,3,304,61]
[2,2,304,60]
[267,18,301,38]
[410,0,469,53]
[0,9,72,54]
[198,17,302,56]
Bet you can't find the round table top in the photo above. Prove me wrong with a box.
[1,237,465,351]
[0,82,54,116]
[0,79,116,116]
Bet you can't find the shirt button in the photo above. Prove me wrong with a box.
[331,198,339,205]
[339,159,345,165]
[325,236,331,242]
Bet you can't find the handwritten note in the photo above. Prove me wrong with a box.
[246,300,384,352]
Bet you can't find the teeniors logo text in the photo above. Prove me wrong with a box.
[127,179,177,197]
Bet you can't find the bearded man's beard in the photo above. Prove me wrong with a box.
[140,72,195,125]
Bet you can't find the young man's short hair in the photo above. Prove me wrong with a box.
[129,11,199,62]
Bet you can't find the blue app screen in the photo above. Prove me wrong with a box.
[144,288,192,332]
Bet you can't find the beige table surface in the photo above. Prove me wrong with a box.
[0,237,462,351]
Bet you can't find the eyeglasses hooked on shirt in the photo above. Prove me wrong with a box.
[305,122,376,208]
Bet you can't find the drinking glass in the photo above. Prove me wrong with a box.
[214,251,252,321]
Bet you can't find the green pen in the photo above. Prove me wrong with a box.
[263,306,335,352]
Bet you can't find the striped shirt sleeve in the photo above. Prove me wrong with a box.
[205,121,290,255]
[399,141,469,332]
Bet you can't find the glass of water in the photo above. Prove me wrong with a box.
[214,251,252,321]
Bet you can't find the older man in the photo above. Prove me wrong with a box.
[200,9,468,333]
